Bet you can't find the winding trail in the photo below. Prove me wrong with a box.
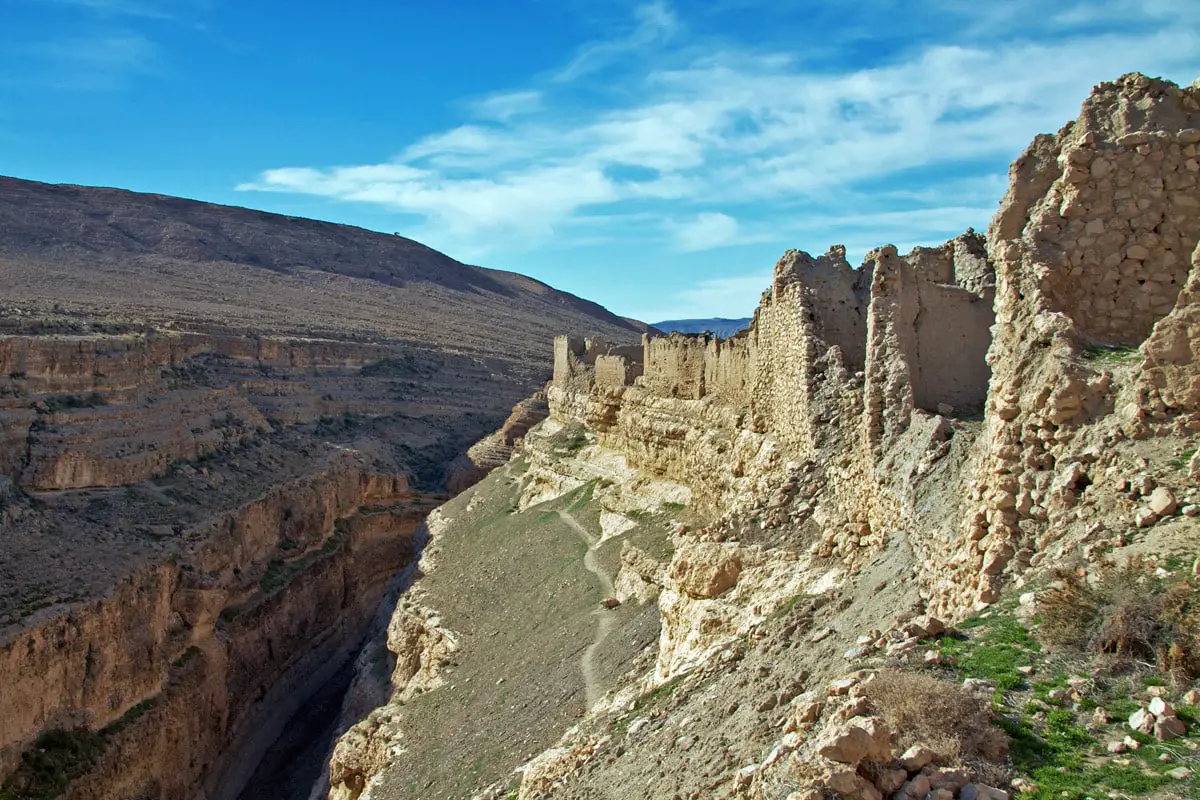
[558,510,616,709]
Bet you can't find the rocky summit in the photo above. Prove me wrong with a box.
[2,72,1200,800]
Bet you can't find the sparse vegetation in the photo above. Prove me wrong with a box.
[1081,343,1139,364]
[1037,558,1200,683]
[865,669,1008,765]
[42,392,107,412]
[0,697,159,800]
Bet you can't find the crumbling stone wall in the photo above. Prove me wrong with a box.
[549,74,1198,618]
[864,244,995,449]
[595,354,643,388]
[553,336,642,390]
[936,74,1200,613]
[642,333,709,399]
[1140,241,1200,412]
[703,334,752,407]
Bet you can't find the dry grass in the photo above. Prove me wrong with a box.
[864,669,1009,766]
[1037,557,1200,683]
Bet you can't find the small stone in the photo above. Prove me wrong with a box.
[828,676,858,695]
[1149,697,1175,717]
[900,615,946,639]
[875,767,908,794]
[794,699,823,725]
[963,678,996,694]
[1093,707,1110,725]
[1148,487,1178,517]
[1168,767,1192,780]
[810,627,834,643]
[1129,707,1155,733]
[816,716,891,764]
[601,597,621,609]
[1123,735,1141,750]
[1135,508,1159,528]
[1181,688,1200,705]
[1155,715,1187,740]
[899,775,932,799]
[1183,505,1200,518]
[959,783,1009,800]
[843,645,873,661]
[1107,740,1127,754]
[899,744,935,772]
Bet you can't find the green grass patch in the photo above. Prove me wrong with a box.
[633,674,685,712]
[1081,344,1139,364]
[567,480,597,512]
[661,501,686,512]
[1167,448,1196,471]
[934,614,1039,693]
[0,697,160,800]
[172,646,201,669]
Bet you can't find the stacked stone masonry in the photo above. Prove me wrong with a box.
[550,73,1200,615]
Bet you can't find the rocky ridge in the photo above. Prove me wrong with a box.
[0,181,640,799]
[331,74,1200,800]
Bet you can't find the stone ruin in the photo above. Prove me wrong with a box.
[551,73,1200,614]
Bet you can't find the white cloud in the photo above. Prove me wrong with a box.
[32,33,159,89]
[469,90,543,121]
[554,2,680,83]
[671,212,740,251]
[236,1,1200,266]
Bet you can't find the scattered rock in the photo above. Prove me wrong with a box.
[1156,715,1188,740]
[1148,487,1178,517]
[816,716,891,764]
[1129,708,1155,734]
[1148,697,1175,717]
[959,784,1009,800]
[899,744,935,772]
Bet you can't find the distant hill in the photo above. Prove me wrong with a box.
[0,176,642,361]
[651,317,753,337]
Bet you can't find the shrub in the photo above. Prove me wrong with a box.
[1037,558,1200,682]
[864,669,1009,767]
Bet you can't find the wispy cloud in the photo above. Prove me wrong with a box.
[14,0,213,90]
[555,1,680,83]
[236,0,1200,311]
[469,90,544,121]
[32,33,159,89]
[671,211,741,251]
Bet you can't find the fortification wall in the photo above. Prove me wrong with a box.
[1140,241,1200,412]
[703,334,752,407]
[548,74,1197,616]
[641,334,708,399]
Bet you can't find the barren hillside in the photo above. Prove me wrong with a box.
[0,176,640,361]
[0,177,640,800]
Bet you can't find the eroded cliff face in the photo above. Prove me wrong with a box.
[325,74,1200,800]
[0,322,576,798]
[0,449,437,800]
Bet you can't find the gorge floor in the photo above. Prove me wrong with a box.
[364,462,666,800]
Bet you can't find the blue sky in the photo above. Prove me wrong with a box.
[2,1,1198,322]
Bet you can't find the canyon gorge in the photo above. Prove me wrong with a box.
[2,72,1200,800]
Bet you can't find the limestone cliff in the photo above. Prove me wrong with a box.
[329,74,1200,800]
